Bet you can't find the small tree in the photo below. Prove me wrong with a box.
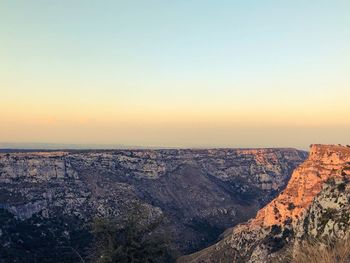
[89,205,174,263]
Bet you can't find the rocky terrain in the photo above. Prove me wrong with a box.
[180,144,350,263]
[0,148,306,262]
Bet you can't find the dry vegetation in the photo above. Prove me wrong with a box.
[272,237,350,263]
[293,238,350,263]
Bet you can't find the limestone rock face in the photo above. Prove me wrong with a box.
[294,176,350,240]
[0,148,306,257]
[180,144,350,263]
[254,144,350,227]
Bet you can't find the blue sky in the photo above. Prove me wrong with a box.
[1,1,349,148]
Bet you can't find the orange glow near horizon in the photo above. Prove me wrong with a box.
[1,1,349,149]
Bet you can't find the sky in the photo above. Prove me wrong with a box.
[1,0,349,149]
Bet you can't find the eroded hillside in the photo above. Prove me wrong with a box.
[180,145,350,263]
[0,148,306,262]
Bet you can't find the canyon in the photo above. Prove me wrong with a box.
[180,144,350,263]
[0,148,306,262]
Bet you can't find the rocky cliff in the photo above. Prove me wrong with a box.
[180,144,350,263]
[0,148,306,262]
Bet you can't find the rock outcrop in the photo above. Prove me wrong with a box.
[0,148,306,262]
[180,144,350,263]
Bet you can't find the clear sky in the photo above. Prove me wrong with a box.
[1,0,349,149]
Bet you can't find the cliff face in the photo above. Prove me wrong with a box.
[180,145,350,263]
[294,175,350,240]
[0,148,306,261]
[253,144,350,227]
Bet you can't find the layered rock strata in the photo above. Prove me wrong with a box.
[0,148,306,260]
[180,144,350,263]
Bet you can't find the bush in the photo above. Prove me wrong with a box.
[88,205,175,263]
[287,203,296,210]
[337,183,346,192]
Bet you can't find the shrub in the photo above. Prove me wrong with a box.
[337,183,346,192]
[88,205,175,263]
[287,203,296,210]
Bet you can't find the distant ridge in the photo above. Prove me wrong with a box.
[0,142,307,151]
[0,142,168,150]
